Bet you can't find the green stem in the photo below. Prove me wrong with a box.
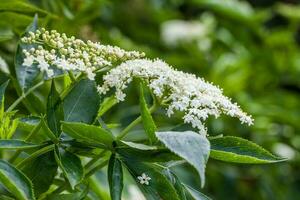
[85,159,109,178]
[9,121,42,163]
[6,81,44,112]
[68,71,76,82]
[16,144,55,168]
[116,104,157,140]
[84,150,107,170]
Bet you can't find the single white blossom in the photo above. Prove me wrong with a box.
[98,59,253,135]
[23,55,34,66]
[137,173,151,185]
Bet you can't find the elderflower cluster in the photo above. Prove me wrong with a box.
[98,59,253,135]
[21,29,145,79]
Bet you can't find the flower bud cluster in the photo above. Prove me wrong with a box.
[98,59,253,135]
[21,29,145,79]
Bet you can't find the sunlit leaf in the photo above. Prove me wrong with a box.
[156,131,210,187]
[61,121,114,149]
[139,83,157,144]
[210,136,286,164]
[0,159,35,200]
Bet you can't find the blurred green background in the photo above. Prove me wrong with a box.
[0,0,300,199]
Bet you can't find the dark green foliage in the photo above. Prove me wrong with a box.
[55,147,84,189]
[108,154,123,200]
[21,152,57,197]
[63,79,100,124]
[47,81,64,136]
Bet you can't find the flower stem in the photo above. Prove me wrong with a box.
[6,81,44,112]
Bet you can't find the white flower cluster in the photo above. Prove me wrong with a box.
[21,29,145,79]
[98,59,253,135]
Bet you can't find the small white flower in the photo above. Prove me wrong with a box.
[23,55,34,66]
[85,68,95,80]
[137,173,151,185]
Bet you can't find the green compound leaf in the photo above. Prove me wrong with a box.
[0,159,35,200]
[0,140,42,150]
[55,147,84,190]
[61,121,114,149]
[210,136,286,164]
[122,159,180,200]
[156,131,210,188]
[139,83,157,144]
[47,81,64,136]
[63,79,101,124]
[108,154,123,200]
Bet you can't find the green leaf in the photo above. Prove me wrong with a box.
[0,159,35,200]
[163,169,187,200]
[0,194,15,200]
[22,152,57,197]
[108,154,123,200]
[122,159,180,200]
[210,136,286,164]
[63,79,100,124]
[139,83,157,144]
[17,116,40,133]
[0,27,14,42]
[116,141,180,162]
[40,118,59,143]
[54,147,84,190]
[61,121,114,149]
[47,81,64,136]
[0,0,50,16]
[14,14,40,92]
[97,95,117,117]
[156,131,210,187]
[184,184,212,200]
[0,140,42,150]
